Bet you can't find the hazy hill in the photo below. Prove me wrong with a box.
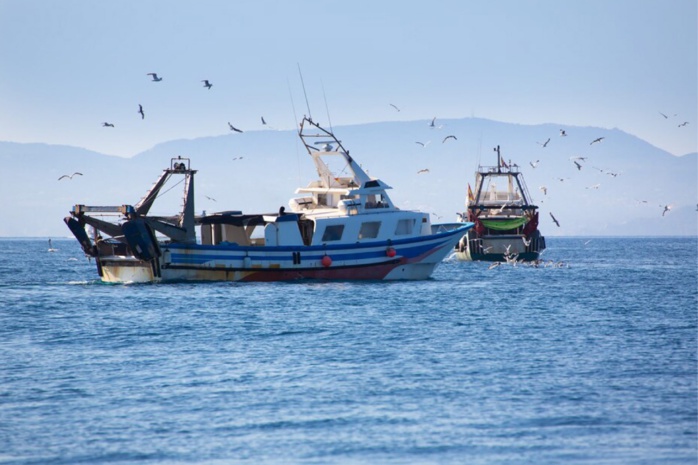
[1,118,696,237]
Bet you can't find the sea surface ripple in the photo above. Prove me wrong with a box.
[0,237,696,464]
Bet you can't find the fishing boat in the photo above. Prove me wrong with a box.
[454,145,545,262]
[64,117,473,283]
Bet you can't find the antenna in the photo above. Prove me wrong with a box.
[297,63,312,120]
[287,76,299,128]
[321,80,333,132]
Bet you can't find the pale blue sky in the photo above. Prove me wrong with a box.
[1,0,696,157]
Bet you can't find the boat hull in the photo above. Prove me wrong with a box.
[96,224,472,283]
[454,229,546,263]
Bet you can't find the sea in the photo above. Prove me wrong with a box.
[1,237,696,465]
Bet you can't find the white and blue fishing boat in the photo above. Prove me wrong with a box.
[65,117,472,283]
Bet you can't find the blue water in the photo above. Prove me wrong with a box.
[1,237,696,464]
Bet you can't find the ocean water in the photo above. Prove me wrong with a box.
[0,237,696,465]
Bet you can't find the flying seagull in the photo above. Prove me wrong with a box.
[530,160,540,168]
[537,138,550,147]
[102,122,114,127]
[389,103,400,112]
[661,204,671,216]
[550,212,560,227]
[58,172,83,181]
[138,104,145,119]
[228,122,243,133]
[417,168,430,174]
[559,129,567,137]
[204,195,217,202]
[147,73,162,82]
[570,156,587,161]
[202,79,213,89]
[586,183,601,189]
[442,135,457,143]
[539,186,547,195]
[678,121,689,127]
[573,160,583,171]
[261,116,267,125]
[415,141,430,148]
[590,137,605,145]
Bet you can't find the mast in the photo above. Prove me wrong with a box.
[495,145,501,173]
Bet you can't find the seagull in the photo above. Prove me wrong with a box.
[522,236,531,247]
[560,129,567,136]
[606,171,620,177]
[661,204,671,216]
[204,195,217,202]
[228,122,243,133]
[495,202,509,214]
[586,183,601,189]
[417,168,430,174]
[570,156,587,161]
[678,121,689,127]
[529,160,540,168]
[389,103,400,112]
[138,104,145,119]
[584,239,593,245]
[261,116,267,125]
[573,160,583,171]
[442,135,457,143]
[202,79,213,89]
[488,262,501,270]
[430,117,436,127]
[590,137,605,145]
[102,122,114,127]
[415,141,431,147]
[539,186,547,195]
[147,73,162,82]
[58,172,83,181]
[483,246,493,253]
[556,177,568,182]
[537,138,551,147]
[550,212,560,227]
[659,111,669,119]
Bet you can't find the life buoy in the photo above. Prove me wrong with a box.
[321,255,332,267]
[386,247,396,257]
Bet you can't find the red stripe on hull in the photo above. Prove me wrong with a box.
[238,259,406,282]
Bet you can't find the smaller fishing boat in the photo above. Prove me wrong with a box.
[64,117,472,283]
[455,146,545,262]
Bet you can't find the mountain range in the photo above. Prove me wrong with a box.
[1,117,696,238]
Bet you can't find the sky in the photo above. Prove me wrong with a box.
[0,0,696,157]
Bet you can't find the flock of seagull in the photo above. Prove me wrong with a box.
[404,107,688,228]
[99,72,261,136]
[70,90,689,227]
[526,114,686,224]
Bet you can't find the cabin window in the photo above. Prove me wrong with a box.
[359,221,381,239]
[365,194,387,209]
[317,194,328,206]
[321,224,345,242]
[395,219,415,235]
